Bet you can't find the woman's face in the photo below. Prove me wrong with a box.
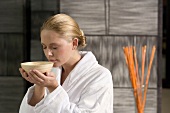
[40,29,74,67]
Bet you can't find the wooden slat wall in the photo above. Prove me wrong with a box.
[31,11,54,40]
[0,0,24,76]
[6,35,24,76]
[109,0,158,35]
[0,0,23,33]
[114,88,157,113]
[0,36,7,75]
[0,0,25,112]
[60,0,106,35]
[0,77,24,113]
[31,40,44,61]
[31,0,57,11]
[0,34,24,76]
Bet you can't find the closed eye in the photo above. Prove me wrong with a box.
[41,43,47,49]
[51,46,58,50]
[53,47,57,49]
[42,46,47,49]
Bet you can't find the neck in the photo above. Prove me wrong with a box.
[62,51,81,75]
[60,51,81,85]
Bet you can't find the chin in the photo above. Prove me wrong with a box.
[53,62,61,67]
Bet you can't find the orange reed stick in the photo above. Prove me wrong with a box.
[124,47,135,89]
[133,46,140,86]
[129,46,137,90]
[133,46,143,113]
[124,47,135,88]
[129,47,141,113]
[142,46,156,111]
[141,46,146,86]
[123,47,129,66]
[124,46,142,113]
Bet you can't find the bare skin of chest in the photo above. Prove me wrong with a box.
[61,71,68,85]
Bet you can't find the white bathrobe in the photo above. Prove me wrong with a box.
[19,51,113,113]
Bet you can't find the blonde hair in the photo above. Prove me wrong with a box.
[41,14,87,49]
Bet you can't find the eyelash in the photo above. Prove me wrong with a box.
[52,47,57,50]
[42,46,46,49]
[42,46,57,50]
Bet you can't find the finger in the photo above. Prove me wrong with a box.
[27,74,36,82]
[29,70,44,83]
[28,75,43,86]
[27,77,34,84]
[20,72,32,83]
[19,69,29,80]
[19,68,24,73]
[19,68,25,76]
[19,68,28,77]
[19,68,27,74]
[28,71,43,85]
[19,68,35,84]
[32,70,46,80]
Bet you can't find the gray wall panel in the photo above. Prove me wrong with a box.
[6,34,24,76]
[0,36,7,75]
[31,40,44,61]
[109,0,158,35]
[0,77,24,113]
[0,0,23,33]
[60,0,106,35]
[83,36,103,62]
[31,0,57,11]
[31,11,54,40]
[0,34,23,76]
[114,88,157,113]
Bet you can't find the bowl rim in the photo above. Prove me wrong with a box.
[21,61,54,66]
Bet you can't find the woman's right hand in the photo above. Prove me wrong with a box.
[19,68,58,91]
[19,68,34,84]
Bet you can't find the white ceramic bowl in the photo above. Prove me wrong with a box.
[21,61,54,73]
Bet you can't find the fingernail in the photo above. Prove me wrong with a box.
[30,70,34,72]
[33,70,36,73]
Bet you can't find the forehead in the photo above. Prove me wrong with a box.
[41,29,62,39]
[40,29,67,45]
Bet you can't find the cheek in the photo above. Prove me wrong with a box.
[57,46,73,60]
[43,50,48,57]
[58,47,72,58]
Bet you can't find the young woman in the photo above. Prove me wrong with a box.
[19,14,113,113]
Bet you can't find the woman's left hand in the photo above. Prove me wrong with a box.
[28,70,59,92]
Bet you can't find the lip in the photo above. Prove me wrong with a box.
[49,60,57,62]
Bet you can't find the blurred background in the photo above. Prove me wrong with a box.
[0,0,169,113]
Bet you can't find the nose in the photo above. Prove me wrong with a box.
[47,49,53,56]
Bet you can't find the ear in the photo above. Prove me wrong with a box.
[72,38,79,50]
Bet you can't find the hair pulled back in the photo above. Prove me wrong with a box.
[41,14,87,49]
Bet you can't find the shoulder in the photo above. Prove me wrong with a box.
[85,64,113,85]
[95,65,111,75]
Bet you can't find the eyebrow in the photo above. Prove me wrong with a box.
[41,43,60,46]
